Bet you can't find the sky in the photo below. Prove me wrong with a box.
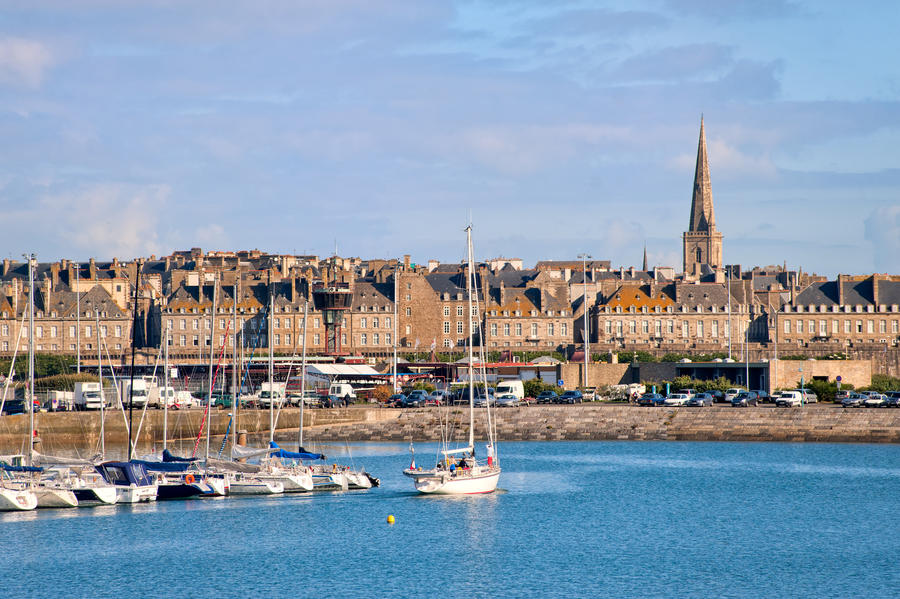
[0,0,898,277]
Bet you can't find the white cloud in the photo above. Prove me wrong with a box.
[667,139,777,180]
[864,204,900,273]
[37,184,169,259]
[0,38,55,87]
[194,223,227,249]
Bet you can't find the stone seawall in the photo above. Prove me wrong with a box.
[4,405,900,450]
[307,405,900,444]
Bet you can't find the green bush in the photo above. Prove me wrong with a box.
[523,378,561,398]
[0,353,78,380]
[865,374,900,393]
[33,373,100,391]
[799,378,854,402]
[618,351,657,363]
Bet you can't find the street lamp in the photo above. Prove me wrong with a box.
[578,253,591,390]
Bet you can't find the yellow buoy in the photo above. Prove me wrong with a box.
[387,514,395,524]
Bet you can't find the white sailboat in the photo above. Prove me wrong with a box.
[403,226,500,494]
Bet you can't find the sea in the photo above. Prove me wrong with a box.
[3,440,900,599]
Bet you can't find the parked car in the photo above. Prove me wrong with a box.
[841,392,867,408]
[863,393,888,408]
[325,394,349,408]
[637,393,666,406]
[402,393,429,408]
[752,390,771,403]
[663,393,691,407]
[724,388,744,403]
[885,391,900,408]
[687,393,713,407]
[429,390,447,405]
[794,389,817,403]
[385,393,406,408]
[536,391,558,404]
[557,390,583,404]
[834,390,851,403]
[495,393,521,408]
[708,390,725,403]
[731,391,759,407]
[776,391,804,407]
[677,389,696,399]
[473,395,496,408]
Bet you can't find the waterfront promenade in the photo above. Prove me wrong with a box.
[4,404,900,450]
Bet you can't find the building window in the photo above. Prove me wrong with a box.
[457,306,464,317]
[561,323,568,336]
[605,321,611,335]
[667,320,674,334]
[444,306,450,317]
[711,321,718,338]
[491,323,498,336]
[405,307,411,317]
[314,317,320,328]
[360,334,367,345]
[405,325,411,335]
[457,322,464,335]
[515,323,522,336]
[628,321,636,334]
[360,318,367,329]
[372,317,379,329]
[867,320,874,334]
[880,320,886,334]
[641,320,648,334]
[844,320,851,334]
[193,335,199,346]
[192,320,199,330]
[385,333,391,345]
[443,338,451,348]
[797,320,803,334]
[548,323,555,336]
[35,326,43,338]
[405,294,410,301]
[68,325,74,337]
[341,333,347,346]
[180,335,186,346]
[682,321,688,337]
[655,321,662,336]
[832,320,838,334]
[819,320,827,336]
[856,320,863,333]
[50,326,58,338]
[503,323,510,336]
[616,321,623,336]
[531,323,538,337]
[85,325,92,337]
[893,320,899,334]
[180,320,186,330]
[373,333,380,345]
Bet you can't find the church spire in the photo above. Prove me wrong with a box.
[688,116,715,233]
[642,244,648,271]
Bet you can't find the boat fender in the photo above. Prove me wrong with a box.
[185,474,196,484]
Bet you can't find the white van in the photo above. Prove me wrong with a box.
[495,380,524,400]
[329,383,357,403]
[74,382,105,410]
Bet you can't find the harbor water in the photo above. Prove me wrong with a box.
[3,441,900,598]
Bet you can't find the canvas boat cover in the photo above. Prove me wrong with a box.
[269,442,325,461]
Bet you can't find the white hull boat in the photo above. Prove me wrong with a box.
[71,479,118,506]
[0,487,38,511]
[310,468,348,492]
[229,477,284,495]
[345,470,373,490]
[116,484,159,503]
[259,471,313,493]
[404,466,500,495]
[35,487,79,508]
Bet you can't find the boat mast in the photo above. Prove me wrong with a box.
[298,299,308,451]
[465,226,475,452]
[268,273,275,446]
[231,283,238,461]
[393,262,398,392]
[27,253,34,466]
[163,326,169,451]
[75,260,80,374]
[204,277,217,465]
[96,309,105,458]
[127,260,142,462]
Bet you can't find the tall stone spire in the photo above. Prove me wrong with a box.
[688,116,715,233]
[682,117,723,276]
[642,244,648,271]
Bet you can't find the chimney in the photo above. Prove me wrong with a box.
[50,263,60,288]
[2,259,9,276]
[629,266,635,278]
[89,258,97,279]
[499,280,506,306]
[404,254,411,269]
[619,266,625,280]
[837,274,845,306]
[872,274,881,306]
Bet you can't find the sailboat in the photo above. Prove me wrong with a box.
[403,226,500,494]
[97,261,158,503]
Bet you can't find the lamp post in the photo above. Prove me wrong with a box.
[578,253,591,390]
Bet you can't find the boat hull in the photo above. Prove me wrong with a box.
[259,472,313,493]
[229,480,284,495]
[73,486,118,506]
[0,487,37,511]
[36,488,79,508]
[404,467,500,495]
[115,484,158,503]
[310,472,348,492]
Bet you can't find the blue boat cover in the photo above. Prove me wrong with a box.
[269,441,325,461]
[0,461,43,473]
[131,459,192,473]
[162,449,198,463]
[97,461,156,486]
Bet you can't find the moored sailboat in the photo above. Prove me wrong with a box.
[403,226,500,494]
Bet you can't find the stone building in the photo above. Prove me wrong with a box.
[682,118,723,278]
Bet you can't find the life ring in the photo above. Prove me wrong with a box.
[184,474,196,484]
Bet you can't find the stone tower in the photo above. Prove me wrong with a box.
[682,117,723,276]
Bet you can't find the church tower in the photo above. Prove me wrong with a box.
[682,117,723,276]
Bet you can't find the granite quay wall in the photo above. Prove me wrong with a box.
[7,405,900,450]
[0,408,389,452]
[294,404,900,444]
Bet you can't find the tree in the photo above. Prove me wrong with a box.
[371,384,393,403]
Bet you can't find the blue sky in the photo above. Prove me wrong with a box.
[0,0,897,277]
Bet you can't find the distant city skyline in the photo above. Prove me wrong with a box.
[0,1,897,276]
